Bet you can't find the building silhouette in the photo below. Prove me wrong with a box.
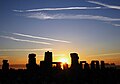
[2,60,9,71]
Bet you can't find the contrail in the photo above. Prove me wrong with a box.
[0,35,52,45]
[89,53,120,56]
[12,33,71,43]
[13,6,102,12]
[26,12,120,21]
[0,48,52,51]
[88,1,120,10]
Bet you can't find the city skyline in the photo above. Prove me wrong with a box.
[0,0,120,66]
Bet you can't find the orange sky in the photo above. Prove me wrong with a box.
[0,51,120,66]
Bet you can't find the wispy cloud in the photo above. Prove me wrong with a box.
[13,6,102,12]
[105,22,120,27]
[25,12,120,22]
[0,36,52,45]
[88,1,120,10]
[12,33,71,43]
[0,48,52,51]
[89,53,120,56]
[111,23,120,27]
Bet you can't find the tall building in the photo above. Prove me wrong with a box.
[70,53,79,68]
[2,60,9,71]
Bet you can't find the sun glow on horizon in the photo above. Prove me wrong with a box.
[59,58,68,64]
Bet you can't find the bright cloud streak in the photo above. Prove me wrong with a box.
[112,23,120,27]
[13,6,102,12]
[12,33,71,43]
[88,1,120,10]
[0,36,52,45]
[89,53,120,56]
[0,48,52,51]
[25,12,120,22]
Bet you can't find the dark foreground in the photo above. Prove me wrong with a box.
[0,68,120,84]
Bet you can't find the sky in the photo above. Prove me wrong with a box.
[0,0,120,66]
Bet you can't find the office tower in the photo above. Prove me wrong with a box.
[70,53,79,68]
[2,60,9,71]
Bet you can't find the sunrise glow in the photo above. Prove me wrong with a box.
[59,58,68,64]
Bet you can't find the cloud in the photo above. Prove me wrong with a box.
[0,36,52,45]
[13,6,102,12]
[25,12,120,22]
[0,48,52,51]
[12,33,71,43]
[89,53,120,56]
[88,1,120,10]
[105,22,120,27]
[111,23,120,27]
